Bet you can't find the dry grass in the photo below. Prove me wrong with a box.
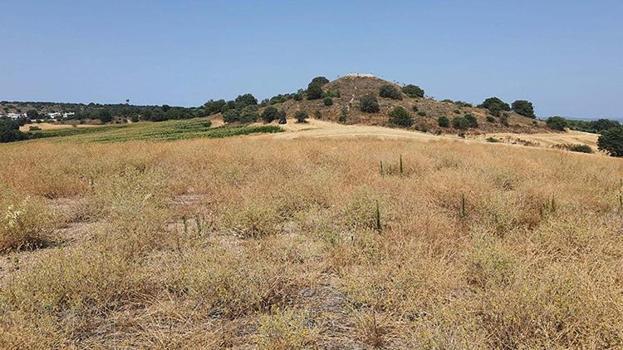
[1,135,622,348]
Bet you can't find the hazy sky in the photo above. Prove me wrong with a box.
[1,0,622,119]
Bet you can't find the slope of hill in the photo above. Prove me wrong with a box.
[261,75,547,134]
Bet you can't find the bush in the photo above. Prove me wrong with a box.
[204,99,227,115]
[359,95,380,113]
[464,114,478,128]
[402,84,425,98]
[306,77,328,100]
[417,111,427,117]
[261,106,279,123]
[223,109,240,123]
[323,97,333,106]
[239,106,259,123]
[0,118,28,143]
[479,97,510,116]
[512,100,536,118]
[486,115,496,123]
[553,144,593,153]
[438,116,450,127]
[379,84,402,100]
[234,94,258,109]
[98,109,113,123]
[388,106,413,128]
[452,116,470,130]
[278,110,287,124]
[486,137,500,143]
[598,127,623,156]
[546,116,567,131]
[339,106,349,123]
[295,111,309,123]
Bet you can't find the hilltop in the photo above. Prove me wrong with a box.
[210,74,548,135]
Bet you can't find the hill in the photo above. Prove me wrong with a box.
[241,75,547,134]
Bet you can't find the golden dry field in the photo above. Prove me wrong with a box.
[1,124,622,349]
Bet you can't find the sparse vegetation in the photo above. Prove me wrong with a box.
[452,116,470,130]
[323,97,333,106]
[553,143,593,153]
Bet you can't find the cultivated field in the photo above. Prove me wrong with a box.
[0,121,621,349]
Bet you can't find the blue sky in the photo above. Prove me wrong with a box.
[1,0,622,119]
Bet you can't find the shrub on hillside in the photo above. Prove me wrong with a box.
[388,106,413,128]
[512,100,536,118]
[295,111,309,123]
[306,76,329,100]
[402,84,425,98]
[464,114,478,128]
[223,109,241,123]
[339,106,349,123]
[546,116,567,131]
[452,116,470,130]
[486,115,496,123]
[323,97,333,106]
[239,106,259,123]
[379,84,402,100]
[438,116,450,127]
[203,99,227,115]
[98,109,113,123]
[597,127,623,156]
[479,97,510,116]
[261,106,279,123]
[553,143,593,153]
[278,110,287,124]
[359,95,380,113]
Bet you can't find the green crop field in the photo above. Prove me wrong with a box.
[28,118,283,143]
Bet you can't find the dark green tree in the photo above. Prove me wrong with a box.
[598,127,623,156]
[98,109,113,123]
[261,106,279,123]
[295,111,309,123]
[438,116,450,127]
[479,97,510,116]
[379,84,402,100]
[359,95,380,113]
[323,97,333,106]
[546,116,567,131]
[402,84,425,98]
[388,106,413,127]
[512,100,536,118]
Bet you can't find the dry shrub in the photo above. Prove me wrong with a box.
[0,188,61,252]
[256,308,319,350]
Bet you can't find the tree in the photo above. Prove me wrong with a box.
[591,119,621,132]
[0,118,27,143]
[598,127,623,156]
[306,83,324,100]
[310,76,330,86]
[261,106,279,123]
[278,110,287,124]
[402,84,425,98]
[162,104,171,112]
[512,100,535,118]
[295,111,309,123]
[239,105,259,123]
[452,116,470,130]
[388,106,413,127]
[479,97,510,116]
[204,99,227,115]
[339,106,349,123]
[98,109,112,123]
[323,97,333,106]
[379,84,402,100]
[464,114,478,128]
[26,109,40,119]
[546,116,567,131]
[438,116,450,127]
[223,109,240,123]
[359,95,380,113]
[235,94,258,109]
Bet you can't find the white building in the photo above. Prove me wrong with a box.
[7,113,25,120]
[48,112,62,119]
[63,112,75,119]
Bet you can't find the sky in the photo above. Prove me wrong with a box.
[1,0,622,119]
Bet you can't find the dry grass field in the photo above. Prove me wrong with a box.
[1,125,622,349]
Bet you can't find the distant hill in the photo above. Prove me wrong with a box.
[214,75,548,134]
